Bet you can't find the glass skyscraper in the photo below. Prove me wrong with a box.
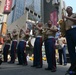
[7,0,41,25]
[34,0,41,15]
[25,0,41,15]
[12,0,26,22]
[7,0,26,25]
[25,0,41,21]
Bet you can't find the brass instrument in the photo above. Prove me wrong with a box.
[16,25,35,47]
[42,26,50,41]
[59,19,66,37]
[59,8,66,37]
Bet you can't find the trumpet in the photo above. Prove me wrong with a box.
[42,27,51,41]
[42,27,50,33]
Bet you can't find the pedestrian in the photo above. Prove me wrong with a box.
[44,20,58,72]
[31,22,43,68]
[57,34,67,66]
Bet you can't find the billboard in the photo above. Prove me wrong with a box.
[50,10,58,26]
[4,0,12,14]
[43,0,56,23]
[1,22,7,36]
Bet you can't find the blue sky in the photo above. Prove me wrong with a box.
[64,0,76,12]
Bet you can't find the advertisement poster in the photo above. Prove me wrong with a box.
[50,10,58,26]
[4,0,12,14]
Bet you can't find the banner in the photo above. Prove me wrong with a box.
[50,10,58,26]
[4,0,12,14]
[1,22,7,36]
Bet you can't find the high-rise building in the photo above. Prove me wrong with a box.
[34,0,41,15]
[34,0,41,21]
[25,0,41,15]
[58,0,66,20]
[12,0,26,22]
[7,0,41,25]
[0,0,5,13]
[7,0,26,25]
[25,0,41,21]
[25,0,33,8]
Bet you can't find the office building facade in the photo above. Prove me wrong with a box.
[7,0,26,25]
[25,0,41,21]
[0,0,5,13]
[7,0,41,25]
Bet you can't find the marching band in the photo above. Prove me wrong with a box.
[0,3,76,74]
[0,20,61,67]
[0,20,59,71]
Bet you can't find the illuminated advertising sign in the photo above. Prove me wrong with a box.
[4,0,12,14]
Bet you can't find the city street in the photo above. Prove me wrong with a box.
[0,0,75,75]
[0,61,70,75]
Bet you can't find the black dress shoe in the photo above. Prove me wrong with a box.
[17,63,22,65]
[8,61,14,64]
[31,65,36,67]
[45,68,52,70]
[22,63,27,66]
[51,69,56,72]
[36,65,42,68]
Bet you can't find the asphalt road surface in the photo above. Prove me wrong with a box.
[0,61,70,75]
